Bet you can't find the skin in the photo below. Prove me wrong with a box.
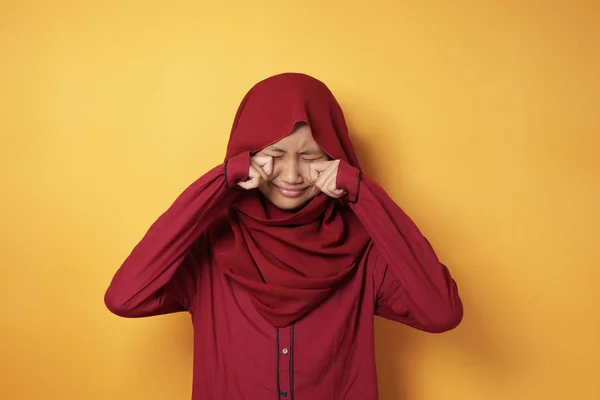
[237,123,346,210]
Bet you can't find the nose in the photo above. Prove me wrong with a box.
[280,158,303,185]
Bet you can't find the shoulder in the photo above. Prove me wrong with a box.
[204,208,232,238]
[182,210,232,266]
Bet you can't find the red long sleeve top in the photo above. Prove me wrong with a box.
[104,152,463,400]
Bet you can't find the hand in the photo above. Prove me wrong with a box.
[309,159,347,198]
[237,155,273,190]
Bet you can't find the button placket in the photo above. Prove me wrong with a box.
[276,327,291,399]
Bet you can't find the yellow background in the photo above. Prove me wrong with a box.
[1,1,598,399]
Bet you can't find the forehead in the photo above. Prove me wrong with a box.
[268,124,323,151]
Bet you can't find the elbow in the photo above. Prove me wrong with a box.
[423,302,464,334]
[104,287,135,318]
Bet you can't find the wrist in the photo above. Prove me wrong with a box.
[336,160,361,203]
[225,151,251,189]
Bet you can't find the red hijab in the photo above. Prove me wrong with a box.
[215,73,370,327]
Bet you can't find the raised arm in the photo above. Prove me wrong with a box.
[103,152,250,318]
[336,161,463,333]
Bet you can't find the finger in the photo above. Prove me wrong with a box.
[262,157,273,176]
[323,160,338,175]
[323,170,338,193]
[251,158,271,180]
[323,170,344,197]
[253,156,273,175]
[237,180,253,190]
[237,169,260,190]
[333,189,344,196]
[316,161,338,187]
[309,164,321,182]
[310,160,332,175]
[317,161,346,198]
[314,168,331,189]
[311,161,335,184]
[330,172,346,197]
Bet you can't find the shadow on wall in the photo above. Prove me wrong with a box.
[347,114,527,399]
[373,267,526,399]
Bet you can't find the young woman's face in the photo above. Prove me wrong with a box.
[255,124,329,210]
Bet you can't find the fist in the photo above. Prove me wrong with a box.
[237,155,273,190]
[309,160,347,198]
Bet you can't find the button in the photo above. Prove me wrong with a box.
[281,390,288,397]
[282,348,289,355]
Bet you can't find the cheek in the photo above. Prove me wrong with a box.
[299,163,314,181]
[257,184,269,198]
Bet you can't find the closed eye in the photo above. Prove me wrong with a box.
[301,156,324,163]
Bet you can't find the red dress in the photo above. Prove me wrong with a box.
[104,152,463,400]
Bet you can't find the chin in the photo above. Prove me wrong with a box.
[269,195,310,211]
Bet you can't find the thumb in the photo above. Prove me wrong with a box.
[237,172,259,190]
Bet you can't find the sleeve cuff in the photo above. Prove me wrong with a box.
[336,160,361,203]
[224,151,250,189]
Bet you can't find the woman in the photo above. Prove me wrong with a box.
[104,72,463,400]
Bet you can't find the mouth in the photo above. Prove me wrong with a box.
[270,183,308,198]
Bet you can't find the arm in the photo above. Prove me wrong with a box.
[103,152,250,318]
[336,161,463,333]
